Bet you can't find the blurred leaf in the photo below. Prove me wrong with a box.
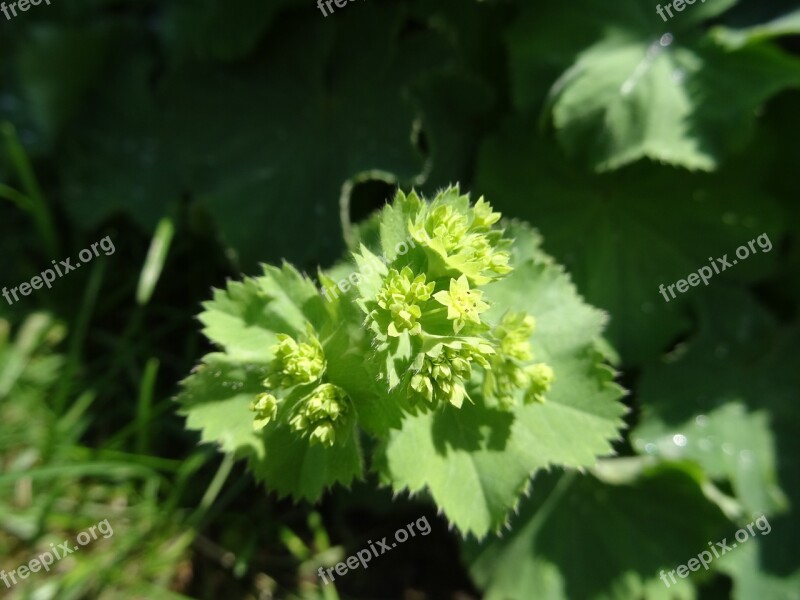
[633,289,800,587]
[713,7,800,49]
[475,117,785,363]
[60,5,441,270]
[508,0,800,171]
[465,465,731,600]
[634,402,786,515]
[716,536,800,600]
[162,0,304,61]
[16,24,109,145]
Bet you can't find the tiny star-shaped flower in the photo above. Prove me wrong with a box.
[433,274,490,333]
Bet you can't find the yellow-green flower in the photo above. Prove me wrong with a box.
[494,312,536,361]
[409,339,494,409]
[374,267,434,337]
[289,383,350,447]
[406,190,513,285]
[268,332,325,387]
[410,204,470,253]
[433,275,490,333]
[250,392,279,431]
[471,198,502,230]
[524,363,555,404]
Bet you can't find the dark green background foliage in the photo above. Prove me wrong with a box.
[0,0,798,598]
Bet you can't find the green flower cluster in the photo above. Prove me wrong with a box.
[409,194,512,285]
[410,339,494,408]
[248,188,555,438]
[433,274,490,334]
[374,267,435,337]
[355,188,554,412]
[267,333,325,387]
[288,383,350,447]
[249,328,350,447]
[483,312,555,409]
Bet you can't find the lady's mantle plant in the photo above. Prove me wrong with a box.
[178,188,626,537]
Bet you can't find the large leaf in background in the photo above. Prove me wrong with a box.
[717,537,800,600]
[161,0,304,61]
[60,5,439,271]
[632,289,800,595]
[475,117,785,364]
[633,402,785,516]
[507,0,800,171]
[465,465,732,600]
[713,6,800,49]
[406,0,510,190]
[376,225,626,538]
[15,25,109,146]
[506,0,737,113]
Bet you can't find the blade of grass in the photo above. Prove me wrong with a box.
[0,182,32,210]
[0,462,164,486]
[51,259,106,416]
[1,121,59,256]
[136,217,175,306]
[136,357,160,454]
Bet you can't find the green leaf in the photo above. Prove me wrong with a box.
[716,536,800,600]
[250,421,363,502]
[506,0,737,114]
[629,290,800,599]
[177,354,363,501]
[631,289,790,517]
[198,264,327,363]
[177,354,268,458]
[162,0,303,61]
[322,317,407,438]
[475,117,786,363]
[713,8,800,49]
[465,465,732,600]
[376,226,626,537]
[507,0,800,171]
[633,402,786,516]
[136,217,175,306]
[60,5,437,269]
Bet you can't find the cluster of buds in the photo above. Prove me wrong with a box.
[373,267,435,337]
[354,189,555,413]
[410,339,494,408]
[409,194,512,285]
[250,392,279,429]
[267,333,325,387]
[250,328,350,447]
[288,383,350,447]
[483,312,555,409]
[432,274,489,334]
